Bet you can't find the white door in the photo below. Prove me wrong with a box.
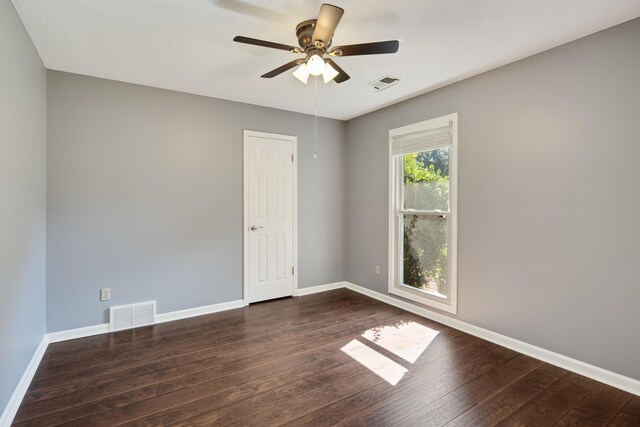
[244,131,296,303]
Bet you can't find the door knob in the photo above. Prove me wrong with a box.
[250,225,263,231]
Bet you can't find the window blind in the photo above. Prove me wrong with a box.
[391,124,451,156]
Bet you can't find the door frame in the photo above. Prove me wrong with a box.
[243,130,298,306]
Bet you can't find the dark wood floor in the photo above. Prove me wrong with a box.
[13,289,639,426]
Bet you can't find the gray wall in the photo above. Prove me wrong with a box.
[0,0,47,414]
[346,18,640,380]
[46,71,347,332]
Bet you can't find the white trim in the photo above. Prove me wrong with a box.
[243,130,298,305]
[47,323,110,343]
[296,281,349,296]
[0,335,48,427]
[46,299,246,342]
[388,113,458,314]
[243,131,250,305]
[389,115,456,138]
[156,300,244,323]
[292,140,298,297]
[343,282,640,397]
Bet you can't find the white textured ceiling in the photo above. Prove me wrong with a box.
[13,0,640,120]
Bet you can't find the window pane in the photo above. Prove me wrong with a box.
[402,214,447,298]
[403,148,449,211]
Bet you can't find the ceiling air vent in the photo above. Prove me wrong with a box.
[368,76,400,92]
[109,301,156,331]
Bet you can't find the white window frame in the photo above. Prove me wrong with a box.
[388,113,458,314]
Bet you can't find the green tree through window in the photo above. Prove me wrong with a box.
[402,150,449,296]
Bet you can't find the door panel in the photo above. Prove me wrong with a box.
[257,235,268,284]
[245,133,295,303]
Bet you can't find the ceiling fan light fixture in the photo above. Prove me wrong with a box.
[293,63,309,84]
[307,54,325,76]
[322,61,339,83]
[234,4,398,84]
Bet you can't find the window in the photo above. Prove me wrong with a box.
[388,114,458,313]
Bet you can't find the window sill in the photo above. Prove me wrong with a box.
[389,285,457,314]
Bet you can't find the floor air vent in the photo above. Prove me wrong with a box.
[109,301,156,331]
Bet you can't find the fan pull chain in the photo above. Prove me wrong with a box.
[314,75,318,159]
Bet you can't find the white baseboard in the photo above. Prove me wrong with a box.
[297,281,349,296]
[0,335,49,427]
[47,323,110,343]
[342,281,640,397]
[156,300,244,324]
[46,299,247,342]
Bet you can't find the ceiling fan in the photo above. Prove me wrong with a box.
[233,3,399,84]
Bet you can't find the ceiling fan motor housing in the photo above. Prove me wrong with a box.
[296,19,331,54]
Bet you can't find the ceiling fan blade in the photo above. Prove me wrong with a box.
[261,59,305,78]
[312,4,344,45]
[325,58,350,84]
[331,40,399,56]
[233,36,302,53]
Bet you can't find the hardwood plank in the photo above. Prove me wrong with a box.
[130,360,376,427]
[555,383,631,426]
[279,334,493,427]
[621,396,640,415]
[394,391,477,427]
[497,372,597,426]
[227,370,386,426]
[607,397,640,427]
[608,412,640,427]
[386,354,541,427]
[453,353,542,403]
[332,346,519,426]
[181,364,367,427]
[183,336,497,426]
[74,352,369,426]
[450,363,566,426]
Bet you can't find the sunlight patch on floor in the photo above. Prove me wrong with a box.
[341,339,408,385]
[361,321,439,363]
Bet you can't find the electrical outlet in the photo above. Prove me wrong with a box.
[375,265,381,276]
[100,288,111,301]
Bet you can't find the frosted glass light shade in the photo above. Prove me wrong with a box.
[293,64,309,84]
[322,62,339,83]
[307,54,325,76]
